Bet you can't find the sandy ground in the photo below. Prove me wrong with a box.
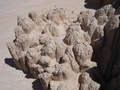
[0,0,96,90]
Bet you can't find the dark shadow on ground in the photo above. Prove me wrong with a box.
[4,58,20,70]
[32,79,43,90]
[24,72,34,78]
[5,58,43,90]
[86,67,104,90]
[84,0,101,10]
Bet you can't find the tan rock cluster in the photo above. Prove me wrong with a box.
[7,5,120,90]
[7,8,100,90]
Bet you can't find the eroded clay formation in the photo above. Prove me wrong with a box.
[7,5,120,90]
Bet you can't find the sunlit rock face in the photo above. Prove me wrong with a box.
[7,5,120,90]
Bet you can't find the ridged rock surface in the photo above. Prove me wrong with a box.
[7,5,120,90]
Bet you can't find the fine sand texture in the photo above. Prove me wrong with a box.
[0,0,96,90]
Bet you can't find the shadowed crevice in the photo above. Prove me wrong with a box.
[32,79,43,90]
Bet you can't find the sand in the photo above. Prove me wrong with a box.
[0,0,95,90]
